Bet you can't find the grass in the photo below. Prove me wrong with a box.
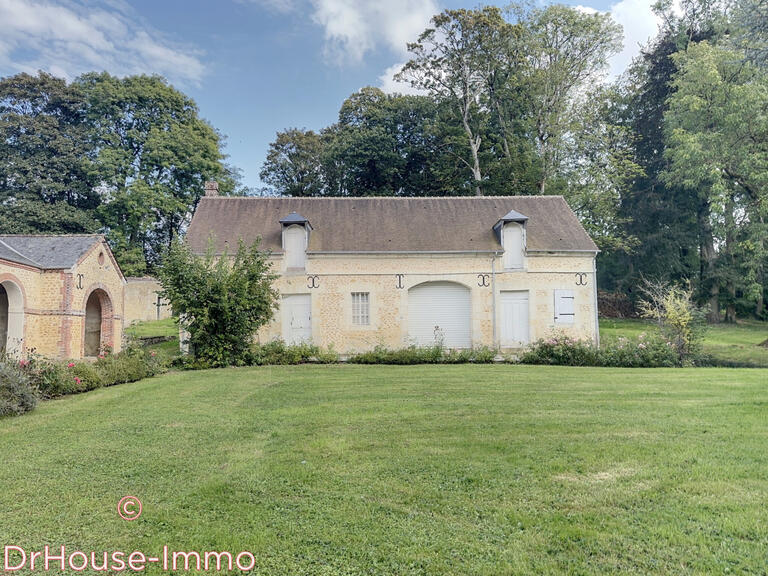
[600,318,768,367]
[2,364,768,574]
[125,318,179,360]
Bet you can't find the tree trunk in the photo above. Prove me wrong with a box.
[491,95,511,160]
[461,110,483,196]
[698,198,720,323]
[724,193,737,323]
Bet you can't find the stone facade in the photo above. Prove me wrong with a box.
[255,251,598,353]
[124,277,171,324]
[0,237,125,359]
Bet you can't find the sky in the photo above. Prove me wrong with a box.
[0,0,667,190]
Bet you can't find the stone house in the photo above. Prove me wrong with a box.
[186,194,599,352]
[0,235,125,359]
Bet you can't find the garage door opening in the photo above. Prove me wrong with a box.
[408,281,471,348]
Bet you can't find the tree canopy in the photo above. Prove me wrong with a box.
[0,71,240,275]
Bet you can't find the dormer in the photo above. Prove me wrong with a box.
[280,211,312,270]
[493,210,527,270]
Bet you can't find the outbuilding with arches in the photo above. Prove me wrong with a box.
[0,235,125,359]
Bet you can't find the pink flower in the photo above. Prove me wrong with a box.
[67,362,75,368]
[18,359,28,367]
[150,351,157,357]
[74,377,82,385]
[98,354,105,359]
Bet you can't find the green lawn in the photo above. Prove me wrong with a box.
[2,365,768,574]
[601,318,768,367]
[125,317,179,359]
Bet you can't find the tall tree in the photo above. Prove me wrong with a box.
[260,128,325,197]
[397,8,513,195]
[0,72,99,233]
[518,4,623,194]
[559,87,641,254]
[663,41,768,320]
[77,72,234,274]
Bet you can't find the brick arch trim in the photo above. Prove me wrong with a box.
[0,272,27,355]
[81,283,116,355]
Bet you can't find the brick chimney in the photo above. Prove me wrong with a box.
[204,181,219,197]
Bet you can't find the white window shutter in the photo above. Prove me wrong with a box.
[502,223,524,270]
[554,290,575,324]
[283,225,306,269]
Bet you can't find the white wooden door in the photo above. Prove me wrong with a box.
[500,290,529,347]
[408,282,471,348]
[282,294,312,344]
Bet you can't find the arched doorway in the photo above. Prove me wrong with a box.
[84,289,113,356]
[0,280,25,355]
[408,281,472,348]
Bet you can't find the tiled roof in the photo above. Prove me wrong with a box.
[0,235,103,269]
[187,196,598,254]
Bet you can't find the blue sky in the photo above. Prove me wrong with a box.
[0,0,664,190]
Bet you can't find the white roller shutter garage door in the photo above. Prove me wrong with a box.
[408,282,471,348]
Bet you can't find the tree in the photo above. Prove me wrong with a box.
[77,72,235,275]
[734,0,768,64]
[0,72,99,233]
[397,8,513,195]
[260,128,325,196]
[518,4,623,194]
[558,87,641,254]
[157,238,278,367]
[663,41,768,320]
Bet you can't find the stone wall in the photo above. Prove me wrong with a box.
[255,251,598,353]
[124,277,171,324]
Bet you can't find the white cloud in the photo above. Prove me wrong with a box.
[606,0,663,77]
[310,0,438,65]
[378,62,427,95]
[580,0,682,78]
[0,0,205,85]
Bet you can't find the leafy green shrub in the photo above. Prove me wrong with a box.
[70,362,104,391]
[518,333,678,367]
[0,360,37,417]
[518,335,599,366]
[20,353,73,398]
[598,334,678,367]
[19,346,168,400]
[349,344,497,365]
[95,346,150,386]
[251,340,339,365]
[638,280,707,366]
[349,344,443,364]
[158,238,279,367]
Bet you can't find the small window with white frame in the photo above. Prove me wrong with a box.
[351,292,370,326]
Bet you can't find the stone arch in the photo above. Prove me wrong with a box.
[0,275,25,356]
[82,285,115,356]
